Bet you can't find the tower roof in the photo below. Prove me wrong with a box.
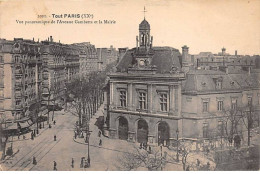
[139,19,150,30]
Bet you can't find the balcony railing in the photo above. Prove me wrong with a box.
[15,92,22,98]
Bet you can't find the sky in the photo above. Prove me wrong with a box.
[0,0,259,55]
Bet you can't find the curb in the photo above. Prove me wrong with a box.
[0,149,20,164]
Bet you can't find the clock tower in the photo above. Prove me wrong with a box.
[133,17,154,70]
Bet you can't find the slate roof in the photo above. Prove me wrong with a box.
[182,69,259,94]
[116,47,182,73]
[139,19,150,30]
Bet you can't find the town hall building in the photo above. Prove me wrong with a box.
[106,18,185,146]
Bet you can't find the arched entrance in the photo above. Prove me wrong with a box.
[137,119,148,143]
[158,122,169,146]
[118,117,128,140]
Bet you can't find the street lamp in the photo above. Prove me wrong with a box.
[86,123,91,167]
[176,128,179,162]
[160,144,163,171]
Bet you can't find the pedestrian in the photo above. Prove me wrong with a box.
[49,124,52,128]
[71,158,74,168]
[18,133,20,140]
[186,165,190,171]
[31,132,34,140]
[80,157,85,168]
[39,123,42,129]
[33,156,37,165]
[196,159,200,166]
[53,120,56,125]
[53,161,57,171]
[99,139,102,146]
[54,135,56,141]
[74,131,77,139]
[144,142,147,150]
[148,146,152,154]
[206,162,210,170]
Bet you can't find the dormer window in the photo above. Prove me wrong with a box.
[214,77,223,90]
[216,81,222,89]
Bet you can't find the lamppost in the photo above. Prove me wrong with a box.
[160,144,163,171]
[176,128,179,162]
[86,123,91,166]
[64,87,67,111]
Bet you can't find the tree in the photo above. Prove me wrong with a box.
[221,108,244,146]
[66,71,106,130]
[116,146,166,171]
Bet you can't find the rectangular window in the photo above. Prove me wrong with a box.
[248,97,252,107]
[139,91,147,110]
[217,101,223,111]
[218,120,224,136]
[203,102,209,112]
[231,98,237,110]
[159,93,168,111]
[119,90,126,107]
[203,122,209,138]
[216,81,222,90]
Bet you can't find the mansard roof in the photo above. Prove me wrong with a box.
[116,46,182,73]
[182,69,260,94]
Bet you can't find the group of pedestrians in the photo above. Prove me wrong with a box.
[139,142,152,154]
[32,156,58,170]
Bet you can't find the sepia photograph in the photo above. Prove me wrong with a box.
[0,0,259,172]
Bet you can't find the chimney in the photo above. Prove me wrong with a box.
[182,45,189,63]
[50,36,53,42]
[235,50,237,56]
[136,36,138,49]
[150,36,153,48]
[222,47,226,56]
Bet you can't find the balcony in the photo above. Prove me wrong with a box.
[15,92,22,98]
[16,104,23,109]
[15,81,22,87]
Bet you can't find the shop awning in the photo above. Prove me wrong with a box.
[27,119,33,126]
[18,121,31,129]
[3,122,18,131]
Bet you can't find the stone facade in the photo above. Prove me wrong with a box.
[106,18,185,146]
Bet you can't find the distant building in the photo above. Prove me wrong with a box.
[97,46,118,72]
[72,42,98,77]
[194,48,257,71]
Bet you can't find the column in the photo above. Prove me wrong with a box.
[109,82,114,109]
[169,85,175,115]
[127,83,133,110]
[174,85,179,115]
[148,84,153,113]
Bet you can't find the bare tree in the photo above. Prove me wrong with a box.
[116,146,165,171]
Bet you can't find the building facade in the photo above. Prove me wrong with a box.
[0,37,100,129]
[0,38,42,124]
[106,18,185,146]
[106,18,260,149]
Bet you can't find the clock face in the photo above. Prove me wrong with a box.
[139,60,145,66]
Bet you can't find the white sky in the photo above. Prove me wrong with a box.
[0,0,259,55]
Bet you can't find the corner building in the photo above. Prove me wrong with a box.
[107,19,185,146]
